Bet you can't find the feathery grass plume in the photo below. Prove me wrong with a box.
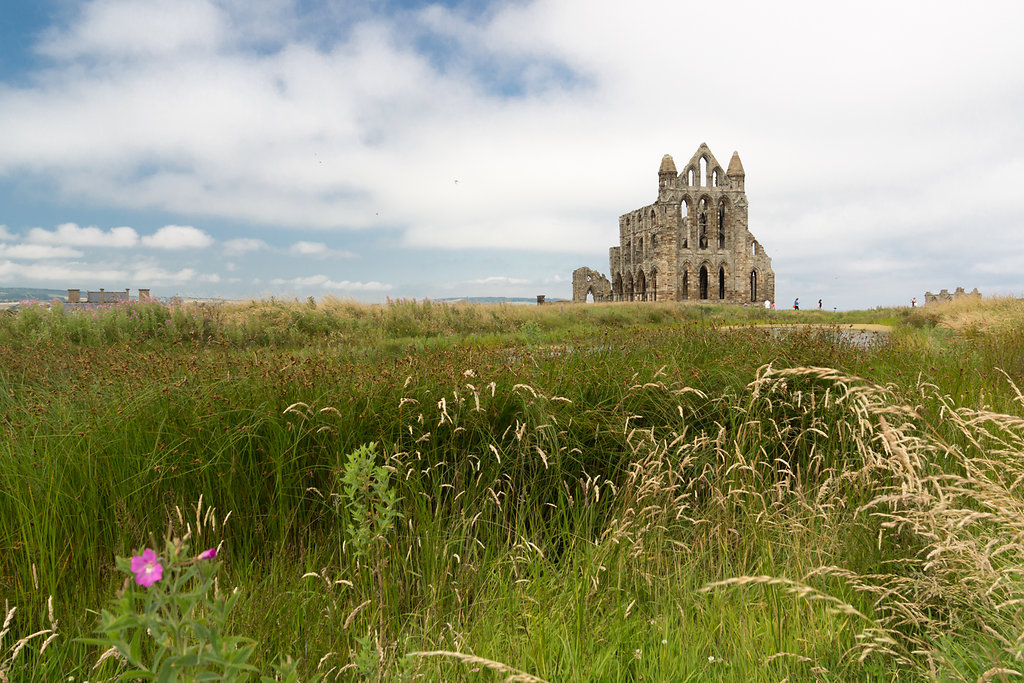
[0,597,59,683]
[406,650,551,683]
[704,363,1024,676]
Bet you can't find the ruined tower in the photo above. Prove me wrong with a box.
[573,143,775,304]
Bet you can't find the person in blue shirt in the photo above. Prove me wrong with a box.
[793,298,799,310]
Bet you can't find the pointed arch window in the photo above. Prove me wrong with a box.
[718,202,726,248]
[698,199,709,249]
[719,266,725,299]
[699,266,709,300]
[681,200,690,249]
[750,269,758,302]
[682,268,689,300]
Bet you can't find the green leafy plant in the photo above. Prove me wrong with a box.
[338,442,402,678]
[89,536,301,682]
[340,442,401,563]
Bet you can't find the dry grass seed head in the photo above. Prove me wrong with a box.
[406,650,551,683]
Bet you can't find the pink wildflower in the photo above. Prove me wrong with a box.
[130,549,163,587]
[197,548,218,561]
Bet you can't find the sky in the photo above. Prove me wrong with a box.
[0,0,1022,309]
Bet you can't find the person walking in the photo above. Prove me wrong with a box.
[817,298,822,310]
[793,298,799,310]
[911,297,917,308]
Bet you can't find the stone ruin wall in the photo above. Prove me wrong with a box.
[572,267,612,303]
[573,143,775,305]
[924,287,981,305]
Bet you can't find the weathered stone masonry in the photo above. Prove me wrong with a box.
[573,143,775,304]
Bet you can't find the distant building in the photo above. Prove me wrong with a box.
[573,143,775,304]
[66,288,151,305]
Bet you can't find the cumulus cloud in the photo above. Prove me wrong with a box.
[223,238,269,254]
[131,265,221,283]
[464,276,529,285]
[289,241,326,255]
[141,225,214,249]
[26,223,139,247]
[37,0,229,60]
[0,260,127,283]
[288,241,356,258]
[0,244,84,259]
[271,274,392,291]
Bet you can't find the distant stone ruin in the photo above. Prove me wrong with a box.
[573,143,774,304]
[571,267,612,303]
[924,287,980,305]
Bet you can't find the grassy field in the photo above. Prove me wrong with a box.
[2,296,1023,681]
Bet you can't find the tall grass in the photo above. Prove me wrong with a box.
[0,296,909,349]
[1,297,1023,680]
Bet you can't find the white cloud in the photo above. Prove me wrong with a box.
[290,241,328,256]
[26,223,139,247]
[0,225,15,240]
[141,225,214,249]
[288,241,355,258]
[271,274,392,291]
[0,244,84,259]
[464,276,530,285]
[0,259,126,283]
[223,237,269,253]
[131,265,221,284]
[38,0,229,60]
[8,0,1017,263]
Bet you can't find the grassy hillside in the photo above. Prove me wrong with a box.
[0,286,66,303]
[2,297,1023,681]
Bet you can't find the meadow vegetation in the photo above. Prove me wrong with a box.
[2,295,1023,681]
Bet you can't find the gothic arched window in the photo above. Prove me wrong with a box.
[718,203,726,248]
[698,199,709,249]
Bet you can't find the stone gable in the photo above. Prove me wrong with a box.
[573,143,775,304]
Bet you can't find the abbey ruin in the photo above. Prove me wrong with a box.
[573,143,775,304]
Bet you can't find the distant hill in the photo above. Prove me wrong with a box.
[0,287,66,303]
[436,297,567,304]
[0,291,570,306]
